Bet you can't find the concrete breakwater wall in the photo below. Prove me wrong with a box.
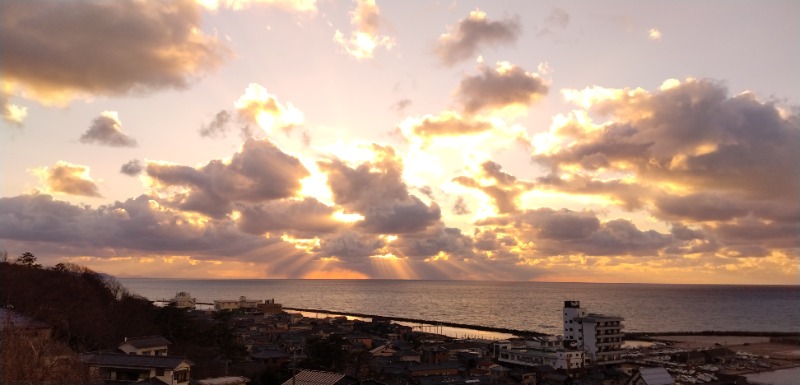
[283,306,549,338]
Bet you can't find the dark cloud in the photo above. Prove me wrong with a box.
[534,79,800,257]
[147,139,309,217]
[453,161,533,214]
[318,144,441,234]
[199,110,234,138]
[0,194,284,260]
[452,197,470,215]
[235,198,343,236]
[392,98,412,113]
[436,10,521,66]
[80,112,137,147]
[41,162,102,197]
[392,225,474,259]
[456,62,548,114]
[478,208,675,258]
[316,231,385,260]
[0,0,229,105]
[120,159,144,176]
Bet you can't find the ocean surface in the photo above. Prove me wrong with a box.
[119,279,800,335]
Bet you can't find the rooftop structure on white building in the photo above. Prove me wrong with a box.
[213,296,263,312]
[169,291,196,309]
[491,335,586,371]
[563,300,625,366]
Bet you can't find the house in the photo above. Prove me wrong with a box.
[196,376,251,385]
[421,345,450,365]
[119,336,172,356]
[260,298,283,315]
[624,367,674,385]
[81,352,192,385]
[250,348,290,369]
[406,361,462,377]
[280,370,357,385]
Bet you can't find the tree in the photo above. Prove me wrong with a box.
[16,252,41,268]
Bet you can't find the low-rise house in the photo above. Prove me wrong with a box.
[421,345,449,365]
[406,361,461,377]
[119,336,172,356]
[81,352,192,384]
[624,367,674,385]
[196,376,251,385]
[250,348,290,370]
[281,370,357,385]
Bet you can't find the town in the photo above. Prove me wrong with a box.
[6,285,796,385]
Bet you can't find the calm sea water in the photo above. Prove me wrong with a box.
[119,279,800,335]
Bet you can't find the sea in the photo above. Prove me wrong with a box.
[119,279,800,337]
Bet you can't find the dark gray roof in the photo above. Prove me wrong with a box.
[122,336,173,349]
[81,352,190,369]
[636,367,674,385]
[251,349,289,359]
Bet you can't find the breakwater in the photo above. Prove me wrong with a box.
[284,306,548,338]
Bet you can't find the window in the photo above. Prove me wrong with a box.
[174,370,189,383]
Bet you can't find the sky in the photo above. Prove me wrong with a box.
[1,0,798,284]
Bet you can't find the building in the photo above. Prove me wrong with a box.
[492,338,585,370]
[281,370,357,385]
[260,298,283,314]
[81,352,192,384]
[214,296,262,311]
[625,367,674,385]
[169,292,196,309]
[119,336,172,356]
[563,301,625,366]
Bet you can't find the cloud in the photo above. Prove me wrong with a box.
[532,78,799,258]
[318,144,441,234]
[478,208,675,258]
[1,93,27,126]
[456,61,548,114]
[648,28,662,40]
[34,161,102,197]
[399,111,494,139]
[0,194,288,260]
[536,8,569,38]
[234,83,304,134]
[453,161,533,214]
[199,110,234,138]
[333,0,394,60]
[196,0,316,12]
[120,160,144,176]
[146,138,309,217]
[235,198,343,236]
[80,111,138,147]
[436,9,521,66]
[0,0,229,106]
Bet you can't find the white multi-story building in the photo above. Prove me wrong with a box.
[214,296,262,311]
[563,300,625,366]
[491,336,586,370]
[169,292,196,309]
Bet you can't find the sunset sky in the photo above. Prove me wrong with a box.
[1,0,798,284]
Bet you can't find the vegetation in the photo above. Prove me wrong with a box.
[0,255,247,382]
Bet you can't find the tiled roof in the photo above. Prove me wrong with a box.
[637,367,674,385]
[281,370,346,385]
[81,352,190,369]
[122,335,173,349]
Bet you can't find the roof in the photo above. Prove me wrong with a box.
[122,335,172,349]
[81,352,191,369]
[281,370,347,385]
[251,349,289,359]
[636,367,674,385]
[195,376,250,385]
